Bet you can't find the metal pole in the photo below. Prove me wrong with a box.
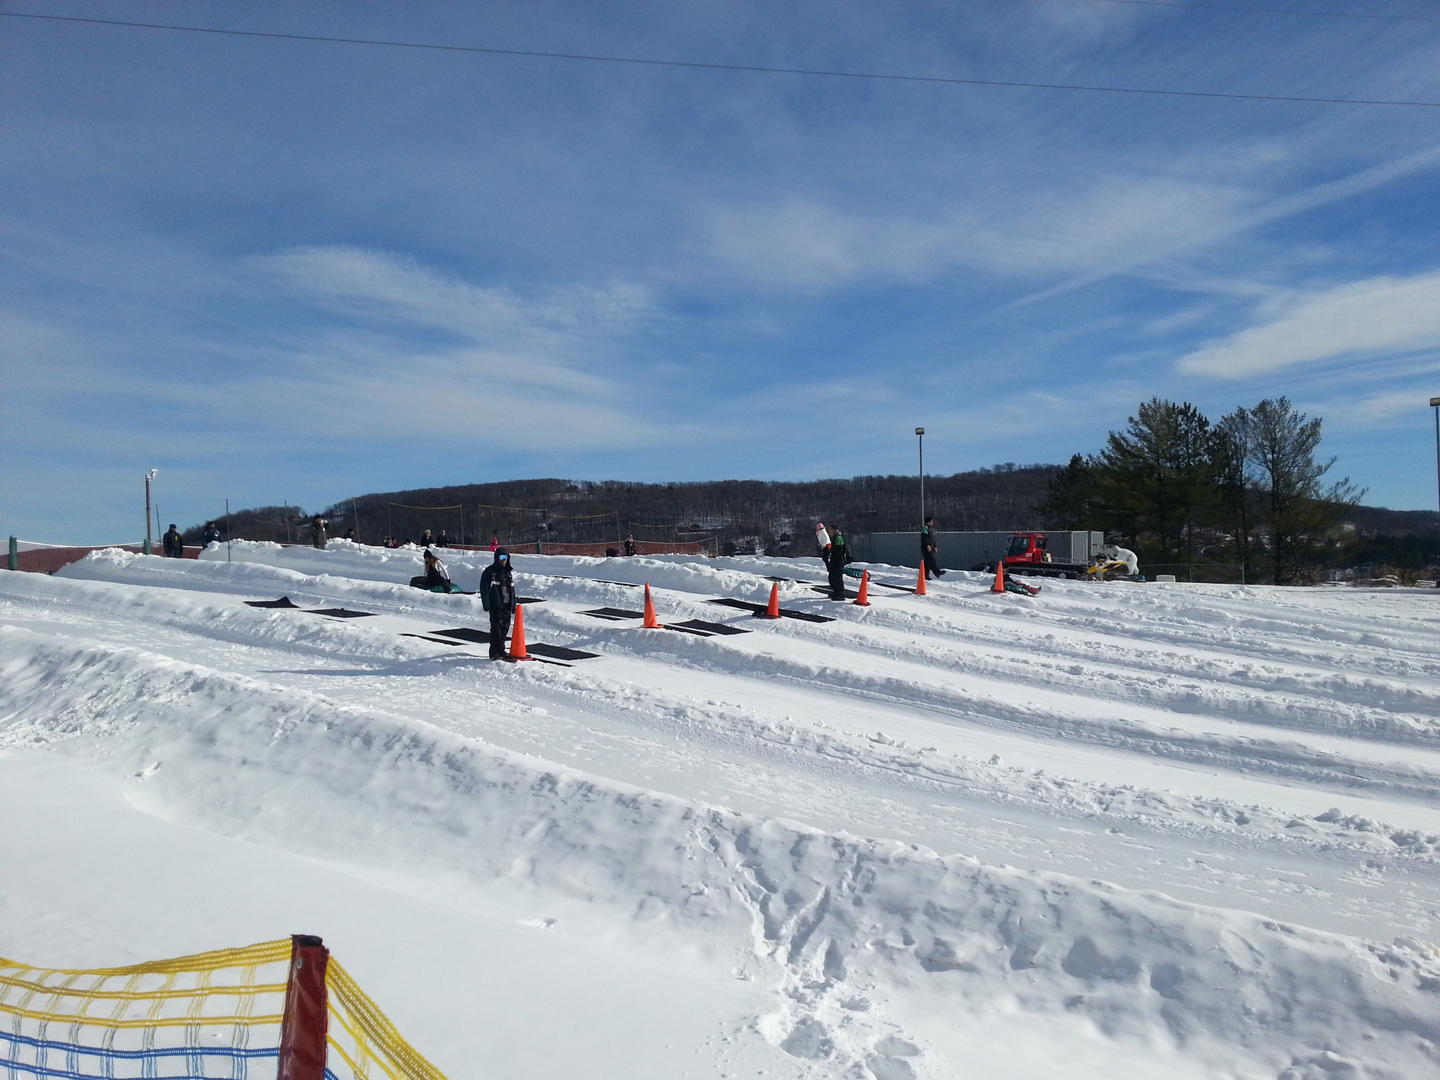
[144,469,157,554]
[915,427,926,528]
[1432,397,1440,516]
[1431,397,1440,586]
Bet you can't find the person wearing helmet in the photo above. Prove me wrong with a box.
[480,548,517,659]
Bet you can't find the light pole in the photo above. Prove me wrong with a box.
[1431,397,1440,513]
[1431,398,1440,587]
[144,469,158,554]
[915,427,926,528]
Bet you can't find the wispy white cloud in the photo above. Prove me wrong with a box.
[251,245,654,346]
[1176,270,1440,379]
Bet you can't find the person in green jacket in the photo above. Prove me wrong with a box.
[827,527,850,600]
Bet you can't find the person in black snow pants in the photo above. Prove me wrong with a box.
[827,527,849,600]
[480,547,517,659]
[921,516,945,579]
[162,524,184,558]
[408,549,453,592]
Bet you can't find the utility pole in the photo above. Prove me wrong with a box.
[144,469,158,554]
[915,427,926,527]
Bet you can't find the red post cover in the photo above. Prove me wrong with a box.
[278,935,329,1080]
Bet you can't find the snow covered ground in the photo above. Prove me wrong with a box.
[2,541,1438,1079]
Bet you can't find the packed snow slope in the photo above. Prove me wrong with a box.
[2,541,1438,1079]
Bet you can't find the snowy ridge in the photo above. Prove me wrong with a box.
[2,542,1439,1077]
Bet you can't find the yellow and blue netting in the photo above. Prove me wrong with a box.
[0,938,448,1080]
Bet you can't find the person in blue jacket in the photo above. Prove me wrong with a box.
[480,548,517,659]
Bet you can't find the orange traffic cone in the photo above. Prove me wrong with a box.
[915,563,928,596]
[643,584,663,628]
[853,570,871,606]
[756,582,781,619]
[508,603,532,660]
[991,559,1007,594]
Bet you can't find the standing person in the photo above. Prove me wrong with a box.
[202,522,222,546]
[815,522,831,567]
[488,535,499,552]
[920,516,945,579]
[162,524,184,558]
[310,516,328,549]
[480,548,517,659]
[436,529,449,548]
[827,526,849,600]
[409,549,453,592]
[624,534,637,557]
[419,528,433,548]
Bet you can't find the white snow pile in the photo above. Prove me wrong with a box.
[2,540,1438,1078]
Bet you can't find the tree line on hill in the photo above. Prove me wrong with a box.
[188,397,1439,584]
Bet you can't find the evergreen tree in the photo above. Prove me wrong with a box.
[1039,454,1099,529]
[1229,398,1364,584]
[1092,398,1217,563]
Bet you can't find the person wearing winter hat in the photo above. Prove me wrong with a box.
[920,516,945,580]
[162,524,184,558]
[479,548,517,659]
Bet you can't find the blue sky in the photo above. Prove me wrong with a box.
[3,0,1439,543]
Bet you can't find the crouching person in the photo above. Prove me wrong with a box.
[408,549,453,593]
[480,548,517,659]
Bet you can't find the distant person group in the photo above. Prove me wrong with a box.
[161,521,223,556]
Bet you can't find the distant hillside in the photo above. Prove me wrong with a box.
[195,468,1056,551]
[190,471,1439,562]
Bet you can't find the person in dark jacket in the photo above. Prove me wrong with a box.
[310,516,328,549]
[479,548,517,659]
[162,524,183,558]
[827,526,849,599]
[920,516,945,579]
[202,522,222,546]
[408,549,453,593]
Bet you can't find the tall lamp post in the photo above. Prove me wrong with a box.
[915,427,926,528]
[1431,398,1440,587]
[144,469,158,554]
[1431,397,1440,511]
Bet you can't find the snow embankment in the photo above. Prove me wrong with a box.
[1,612,1436,1078]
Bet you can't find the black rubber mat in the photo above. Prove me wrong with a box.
[708,597,765,613]
[672,619,751,635]
[244,596,300,608]
[706,598,835,623]
[524,642,600,661]
[305,608,378,619]
[578,607,645,619]
[430,627,493,644]
[400,634,467,646]
[594,580,641,588]
[429,627,598,661]
[516,596,546,604]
